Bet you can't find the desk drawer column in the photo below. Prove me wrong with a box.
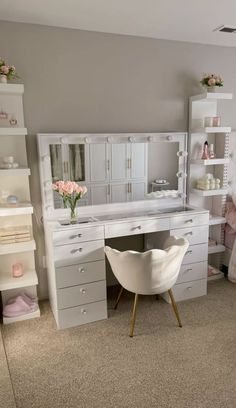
[52,225,107,329]
[167,221,209,302]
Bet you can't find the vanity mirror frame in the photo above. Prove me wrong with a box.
[37,132,188,220]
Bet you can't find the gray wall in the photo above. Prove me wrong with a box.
[0,20,236,298]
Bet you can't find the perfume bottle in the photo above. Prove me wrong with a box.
[201,141,209,160]
[209,144,216,159]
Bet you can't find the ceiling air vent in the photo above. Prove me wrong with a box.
[214,25,236,33]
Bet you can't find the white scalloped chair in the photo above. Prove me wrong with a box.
[104,236,189,337]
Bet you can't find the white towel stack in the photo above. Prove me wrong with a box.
[0,226,31,244]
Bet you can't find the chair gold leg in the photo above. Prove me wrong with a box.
[168,289,182,328]
[114,286,124,310]
[129,294,139,337]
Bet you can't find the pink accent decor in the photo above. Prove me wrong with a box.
[12,263,24,278]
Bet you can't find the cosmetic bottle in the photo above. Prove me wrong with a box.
[201,141,209,160]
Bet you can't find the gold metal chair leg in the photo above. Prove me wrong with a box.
[168,289,182,327]
[114,286,124,310]
[129,294,139,337]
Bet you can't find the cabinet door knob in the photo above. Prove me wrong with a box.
[78,233,82,238]
[81,309,87,315]
[187,287,192,291]
[71,248,83,254]
[185,219,193,224]
[78,267,85,273]
[184,268,193,274]
[186,250,192,255]
[80,288,86,294]
[184,232,193,236]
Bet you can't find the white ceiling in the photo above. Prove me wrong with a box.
[1,0,236,47]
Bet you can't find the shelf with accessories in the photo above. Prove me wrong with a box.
[188,89,233,291]
[0,82,40,323]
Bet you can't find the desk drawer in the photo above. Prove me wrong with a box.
[182,243,208,264]
[54,239,105,267]
[56,260,106,289]
[171,226,208,245]
[173,279,207,301]
[105,218,169,239]
[176,261,207,284]
[57,300,107,329]
[170,213,209,229]
[57,280,106,309]
[53,225,104,246]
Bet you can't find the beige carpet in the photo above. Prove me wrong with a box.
[0,329,16,408]
[1,280,236,408]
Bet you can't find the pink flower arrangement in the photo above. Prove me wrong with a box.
[200,73,223,88]
[0,57,18,80]
[52,181,87,222]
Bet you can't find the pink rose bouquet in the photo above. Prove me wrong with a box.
[200,73,223,89]
[53,180,87,223]
[0,57,19,81]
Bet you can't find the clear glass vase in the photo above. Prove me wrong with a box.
[70,207,77,224]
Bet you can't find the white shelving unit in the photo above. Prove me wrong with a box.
[0,83,40,324]
[188,91,233,282]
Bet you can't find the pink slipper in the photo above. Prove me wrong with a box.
[3,295,38,317]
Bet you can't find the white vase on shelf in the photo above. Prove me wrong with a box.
[207,86,216,93]
[0,75,7,84]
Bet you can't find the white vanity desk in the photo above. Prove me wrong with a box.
[38,132,209,329]
[45,204,209,329]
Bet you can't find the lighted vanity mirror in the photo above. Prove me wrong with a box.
[37,133,187,212]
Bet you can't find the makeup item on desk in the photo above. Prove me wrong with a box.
[201,141,209,160]
[12,263,24,278]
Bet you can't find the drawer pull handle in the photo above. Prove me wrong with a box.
[70,233,82,239]
[184,232,193,236]
[187,287,192,291]
[184,268,193,274]
[133,225,142,230]
[71,248,83,254]
[186,250,192,255]
[81,309,87,315]
[80,288,86,294]
[78,268,85,273]
[185,219,193,224]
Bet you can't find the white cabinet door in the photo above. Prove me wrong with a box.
[110,183,128,203]
[110,144,127,181]
[89,144,109,182]
[130,181,146,201]
[129,143,147,179]
[90,184,109,205]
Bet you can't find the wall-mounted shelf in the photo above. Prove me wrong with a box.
[0,203,33,216]
[191,92,233,102]
[0,128,27,136]
[204,127,231,134]
[0,268,38,291]
[0,84,24,95]
[191,158,229,166]
[208,244,225,254]
[0,239,36,255]
[3,308,40,325]
[192,188,228,196]
[209,215,226,226]
[208,270,225,281]
[0,168,31,176]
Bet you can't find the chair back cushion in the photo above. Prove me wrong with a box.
[104,236,189,295]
